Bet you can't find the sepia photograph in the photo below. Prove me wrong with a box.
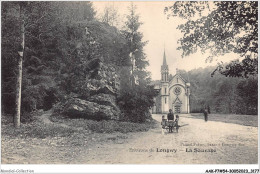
[1,0,259,173]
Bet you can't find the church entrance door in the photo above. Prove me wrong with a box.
[174,105,181,113]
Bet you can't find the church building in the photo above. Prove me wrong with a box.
[152,50,190,114]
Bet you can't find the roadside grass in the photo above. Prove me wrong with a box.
[190,113,258,127]
[1,120,77,139]
[1,113,157,139]
[50,114,157,134]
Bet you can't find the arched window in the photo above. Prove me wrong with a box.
[165,98,167,104]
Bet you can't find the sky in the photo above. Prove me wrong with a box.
[93,1,239,80]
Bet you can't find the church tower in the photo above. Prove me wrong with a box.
[160,49,169,113]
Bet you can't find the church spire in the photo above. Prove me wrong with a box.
[161,46,169,82]
[163,47,167,66]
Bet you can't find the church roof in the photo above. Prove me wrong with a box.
[171,73,188,83]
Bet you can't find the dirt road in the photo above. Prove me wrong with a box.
[1,114,258,164]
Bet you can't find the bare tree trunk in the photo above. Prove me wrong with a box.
[14,3,25,128]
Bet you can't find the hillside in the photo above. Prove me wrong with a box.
[181,66,257,114]
[2,2,156,125]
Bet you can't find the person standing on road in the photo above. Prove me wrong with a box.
[167,109,174,132]
[203,108,208,122]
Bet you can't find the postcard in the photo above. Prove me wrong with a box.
[1,1,258,173]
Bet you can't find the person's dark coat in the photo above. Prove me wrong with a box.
[207,106,211,114]
[203,110,208,116]
[203,109,208,121]
[167,113,174,120]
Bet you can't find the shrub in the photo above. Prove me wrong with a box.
[118,85,156,123]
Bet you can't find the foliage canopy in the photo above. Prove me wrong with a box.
[165,1,258,78]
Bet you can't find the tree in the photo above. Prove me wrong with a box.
[165,1,258,78]
[100,3,120,27]
[118,3,156,122]
[236,78,258,114]
[13,2,26,127]
[123,3,149,85]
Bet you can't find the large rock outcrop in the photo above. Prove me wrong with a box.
[62,98,119,120]
[54,21,126,121]
[59,56,121,120]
